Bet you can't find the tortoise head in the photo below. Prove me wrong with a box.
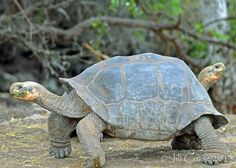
[198,63,225,88]
[9,81,43,102]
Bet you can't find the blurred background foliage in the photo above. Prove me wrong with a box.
[0,0,235,114]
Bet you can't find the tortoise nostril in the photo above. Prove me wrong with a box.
[17,85,23,90]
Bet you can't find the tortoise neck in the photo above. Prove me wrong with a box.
[34,88,91,117]
[203,84,210,91]
[198,78,210,91]
[34,89,66,115]
[198,69,213,91]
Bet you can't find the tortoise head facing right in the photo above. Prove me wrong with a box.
[198,63,225,90]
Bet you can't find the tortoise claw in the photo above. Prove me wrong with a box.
[49,145,71,159]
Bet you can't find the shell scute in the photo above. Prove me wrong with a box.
[125,62,158,101]
[88,66,124,104]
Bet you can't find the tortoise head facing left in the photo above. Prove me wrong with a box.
[10,81,44,102]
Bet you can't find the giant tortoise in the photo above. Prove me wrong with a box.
[10,53,228,167]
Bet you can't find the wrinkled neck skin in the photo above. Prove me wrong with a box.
[34,88,90,118]
[200,81,210,91]
[198,74,211,91]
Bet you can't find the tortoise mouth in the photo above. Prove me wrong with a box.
[216,70,224,76]
[10,90,29,99]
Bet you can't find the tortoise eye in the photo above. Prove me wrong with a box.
[23,86,33,92]
[27,87,33,92]
[215,65,219,69]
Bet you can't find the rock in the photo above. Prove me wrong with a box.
[0,101,11,122]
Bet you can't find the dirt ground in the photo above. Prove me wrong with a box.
[1,93,236,168]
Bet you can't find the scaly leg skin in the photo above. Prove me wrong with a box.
[171,134,201,150]
[48,112,78,158]
[77,113,107,168]
[194,116,226,165]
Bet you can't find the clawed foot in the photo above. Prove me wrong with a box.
[49,145,71,159]
[201,153,226,165]
[84,155,105,168]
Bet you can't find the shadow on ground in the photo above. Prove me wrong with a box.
[1,93,236,168]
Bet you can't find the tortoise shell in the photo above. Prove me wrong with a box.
[60,53,228,138]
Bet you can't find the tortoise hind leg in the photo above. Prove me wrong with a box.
[171,134,201,150]
[77,112,107,168]
[194,116,226,165]
[48,112,78,158]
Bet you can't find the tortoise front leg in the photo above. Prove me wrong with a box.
[48,112,78,158]
[194,116,226,165]
[171,134,201,150]
[76,113,107,168]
